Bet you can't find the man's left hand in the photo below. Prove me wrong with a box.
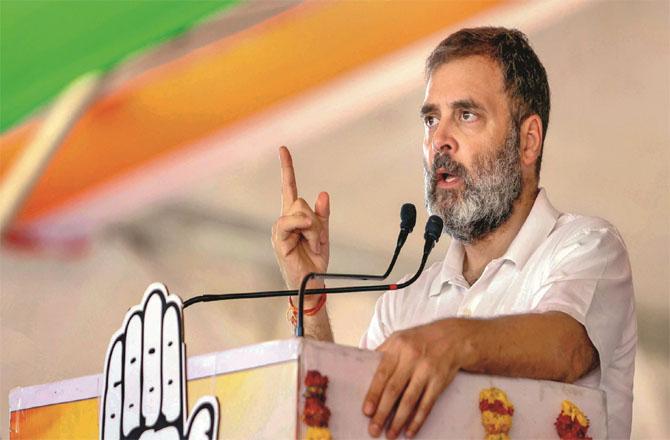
[363,320,471,439]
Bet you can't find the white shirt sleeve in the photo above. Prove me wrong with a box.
[531,223,635,372]
[531,221,636,439]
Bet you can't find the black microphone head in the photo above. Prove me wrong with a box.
[400,203,417,233]
[424,215,444,243]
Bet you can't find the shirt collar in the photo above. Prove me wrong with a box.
[428,188,560,297]
[429,237,466,296]
[504,188,561,268]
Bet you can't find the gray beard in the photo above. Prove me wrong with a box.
[424,127,522,244]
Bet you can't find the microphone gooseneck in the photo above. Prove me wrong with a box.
[295,214,443,337]
[182,204,417,309]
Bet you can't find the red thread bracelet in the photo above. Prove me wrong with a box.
[288,293,327,326]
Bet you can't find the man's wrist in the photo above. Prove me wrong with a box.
[289,279,325,305]
[287,290,328,327]
[457,318,480,370]
[434,318,480,371]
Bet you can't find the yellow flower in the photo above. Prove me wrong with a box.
[479,387,514,408]
[561,400,589,428]
[305,426,332,440]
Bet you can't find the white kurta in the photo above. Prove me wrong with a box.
[360,189,636,439]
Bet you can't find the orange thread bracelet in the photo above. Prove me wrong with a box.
[288,293,327,326]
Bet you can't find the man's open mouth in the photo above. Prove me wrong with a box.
[441,172,459,183]
[436,168,461,184]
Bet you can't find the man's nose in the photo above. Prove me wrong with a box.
[432,120,457,154]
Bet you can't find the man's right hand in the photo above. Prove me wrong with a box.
[272,146,330,307]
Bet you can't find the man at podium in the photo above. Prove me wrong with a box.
[271,27,635,440]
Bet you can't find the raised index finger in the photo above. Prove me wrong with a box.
[279,146,298,213]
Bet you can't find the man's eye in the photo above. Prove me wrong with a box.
[460,111,478,122]
[423,115,439,128]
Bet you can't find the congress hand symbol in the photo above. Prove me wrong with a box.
[101,283,219,440]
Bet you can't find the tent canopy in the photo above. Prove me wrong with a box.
[0,0,238,132]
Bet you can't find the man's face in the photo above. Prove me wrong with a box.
[421,55,523,243]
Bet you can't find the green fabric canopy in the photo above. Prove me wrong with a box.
[0,0,239,133]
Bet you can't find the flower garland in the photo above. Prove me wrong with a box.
[555,400,591,440]
[303,370,332,440]
[479,387,514,440]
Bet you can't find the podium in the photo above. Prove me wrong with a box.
[9,338,607,439]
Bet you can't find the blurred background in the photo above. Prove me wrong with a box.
[1,0,667,437]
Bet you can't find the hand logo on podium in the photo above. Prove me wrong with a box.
[100,283,219,439]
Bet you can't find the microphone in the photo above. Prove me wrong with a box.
[182,204,417,308]
[396,203,417,251]
[423,214,443,254]
[294,215,443,336]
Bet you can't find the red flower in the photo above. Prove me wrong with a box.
[304,397,331,427]
[305,370,329,389]
[479,399,514,416]
[555,414,592,440]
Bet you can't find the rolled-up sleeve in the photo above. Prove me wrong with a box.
[531,224,634,372]
[531,222,636,439]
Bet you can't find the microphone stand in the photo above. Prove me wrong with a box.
[181,206,445,341]
[294,215,443,336]
[181,237,403,307]
[182,209,414,309]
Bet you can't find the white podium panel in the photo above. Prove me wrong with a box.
[10,338,606,439]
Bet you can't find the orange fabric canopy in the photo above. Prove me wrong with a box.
[0,1,503,229]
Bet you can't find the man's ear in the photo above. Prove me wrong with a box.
[519,115,543,168]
